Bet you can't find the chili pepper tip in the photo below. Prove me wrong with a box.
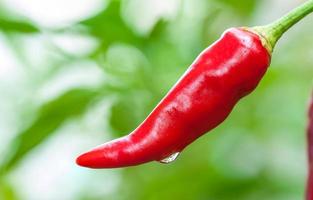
[76,152,93,168]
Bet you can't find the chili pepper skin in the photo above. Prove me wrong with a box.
[76,28,271,168]
[307,93,313,200]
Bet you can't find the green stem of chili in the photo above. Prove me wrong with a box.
[253,0,313,53]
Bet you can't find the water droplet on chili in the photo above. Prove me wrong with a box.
[158,152,180,164]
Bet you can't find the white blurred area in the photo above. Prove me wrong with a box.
[122,0,179,35]
[1,0,106,28]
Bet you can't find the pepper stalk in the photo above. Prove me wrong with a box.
[252,0,313,53]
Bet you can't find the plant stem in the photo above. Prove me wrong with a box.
[253,0,313,52]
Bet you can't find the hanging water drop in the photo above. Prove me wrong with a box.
[158,152,180,164]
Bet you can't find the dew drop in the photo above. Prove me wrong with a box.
[158,152,180,164]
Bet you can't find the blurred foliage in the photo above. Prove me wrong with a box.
[80,1,143,51]
[1,89,99,172]
[218,0,258,17]
[0,181,17,200]
[0,18,39,33]
[0,0,312,200]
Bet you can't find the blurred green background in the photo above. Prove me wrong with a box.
[0,0,312,199]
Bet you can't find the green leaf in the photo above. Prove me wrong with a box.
[79,0,142,50]
[109,91,152,137]
[0,180,18,200]
[109,97,140,136]
[0,18,39,33]
[217,0,258,17]
[1,88,98,172]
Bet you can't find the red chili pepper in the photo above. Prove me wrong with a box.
[76,1,313,168]
[307,93,313,200]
